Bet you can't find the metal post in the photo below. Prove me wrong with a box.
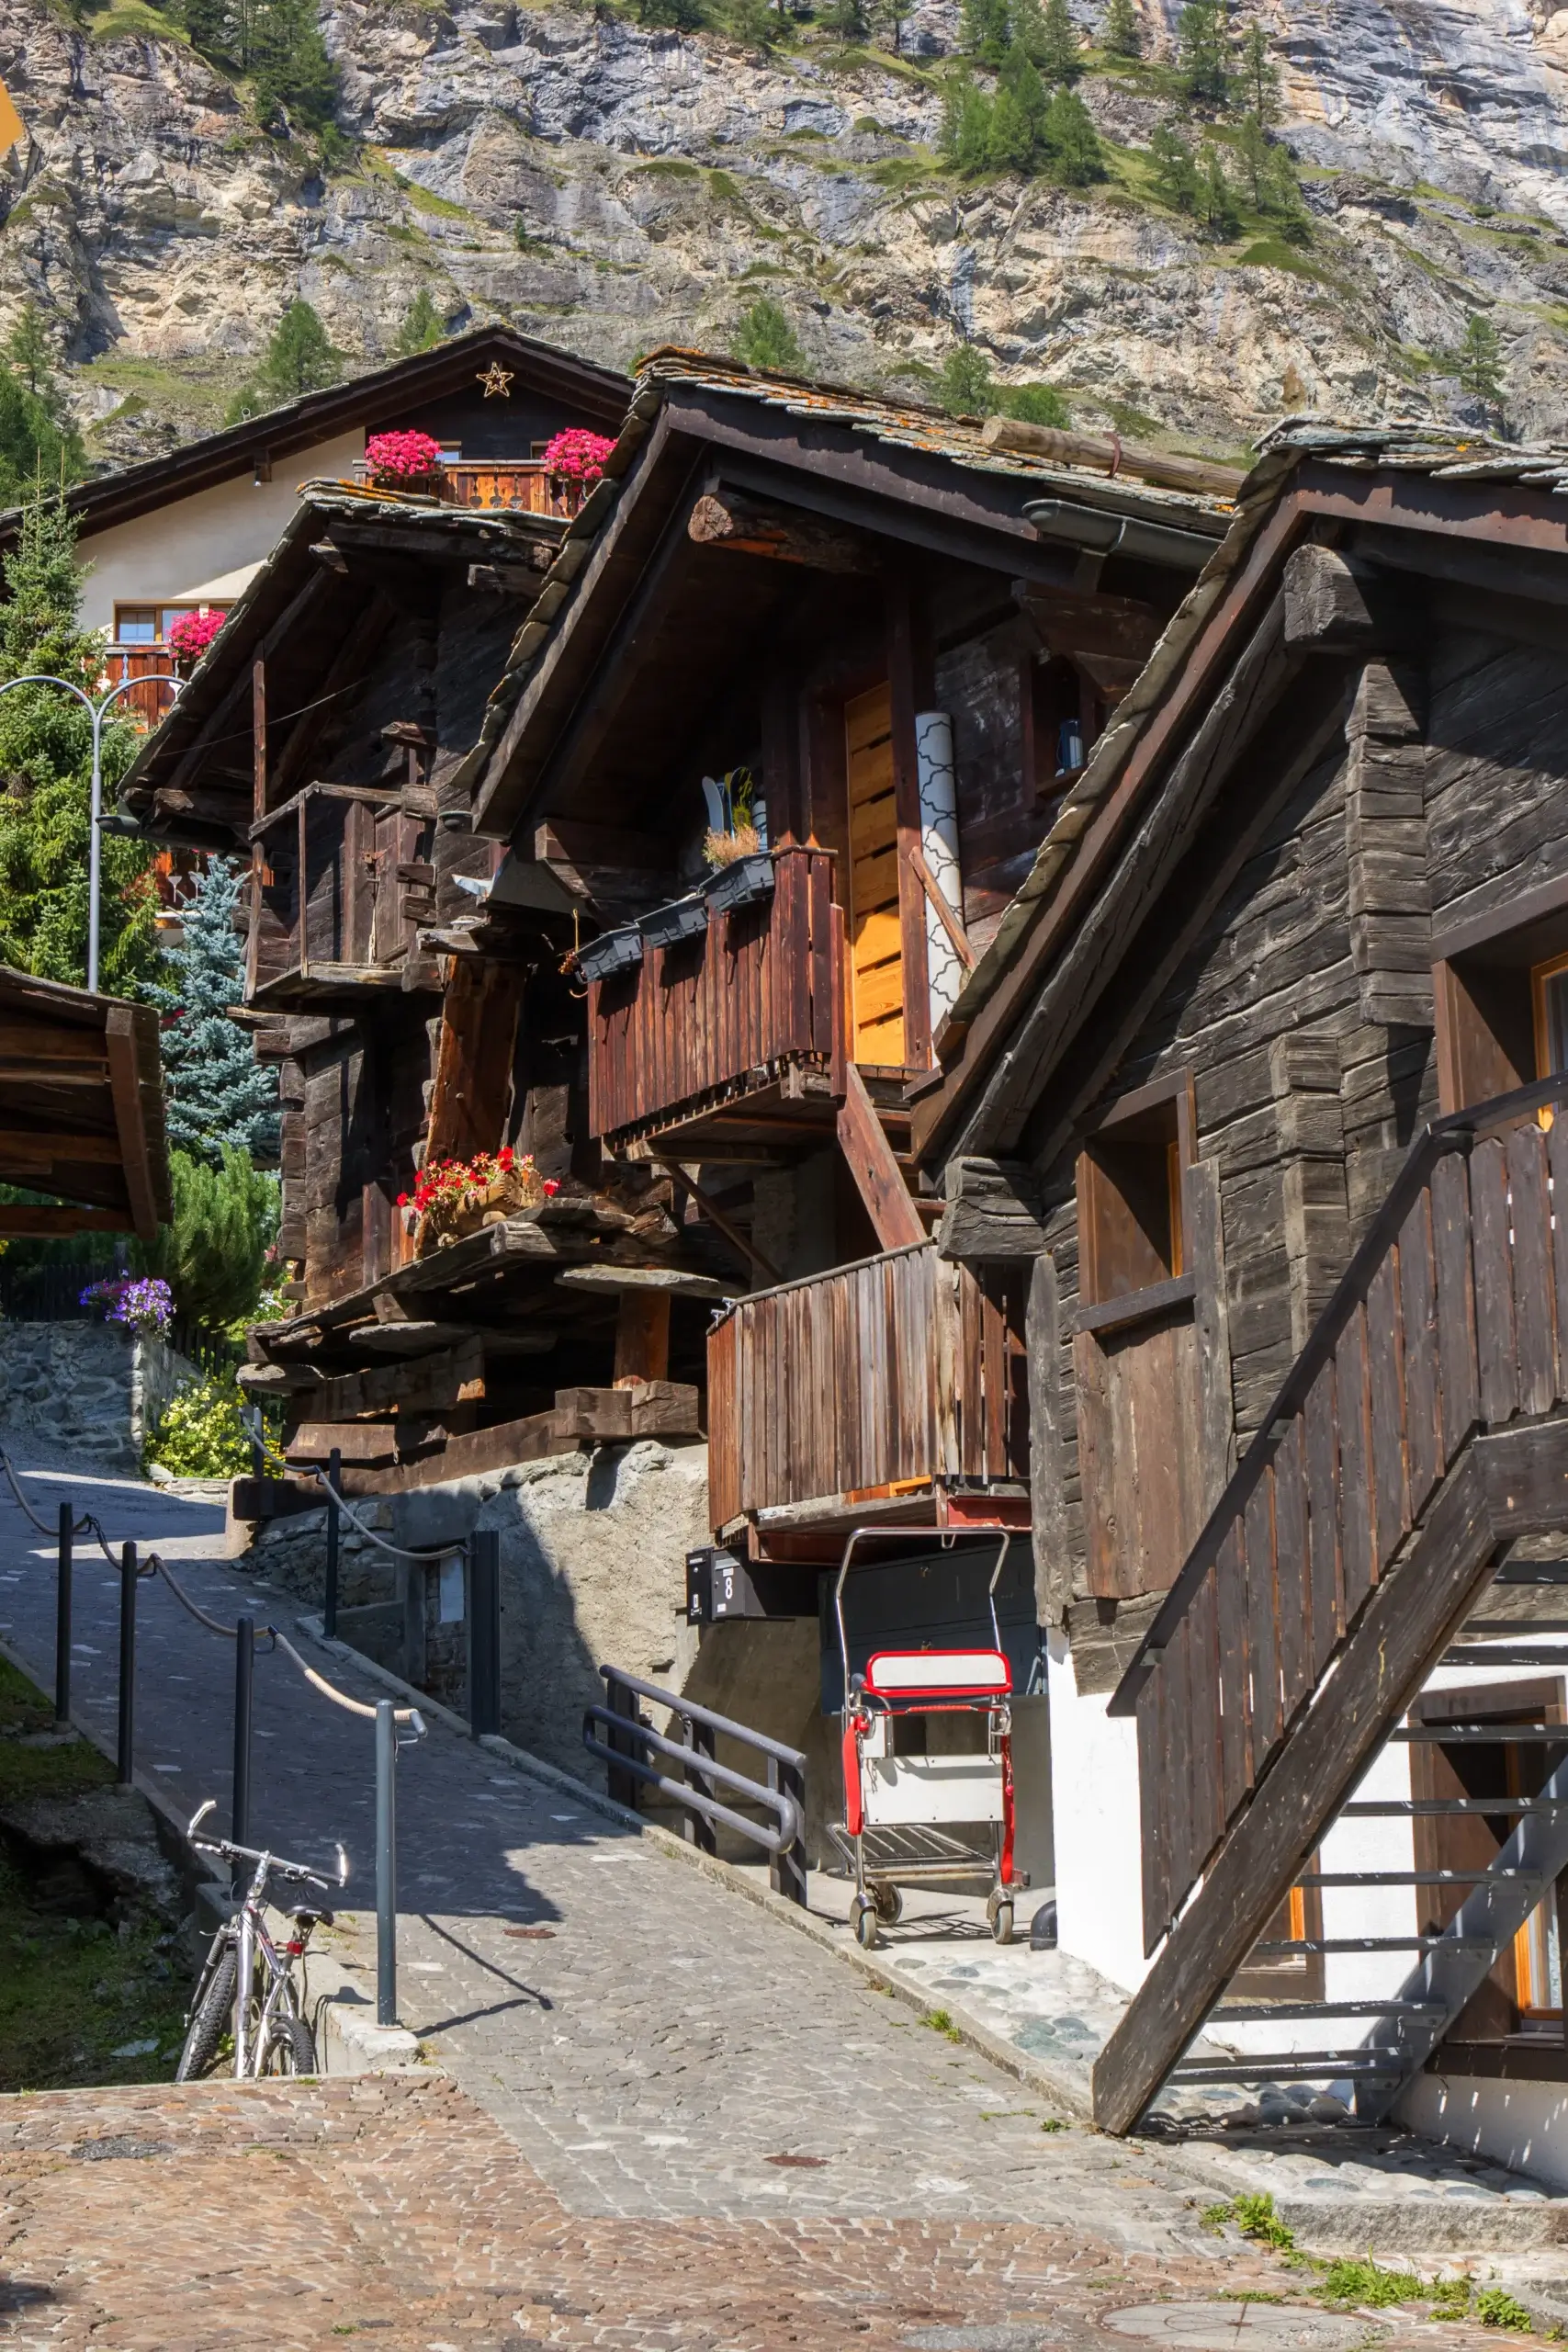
[87,708,103,993]
[685,1716,717,1854]
[605,1674,640,1808]
[468,1528,501,1738]
[769,1752,809,1908]
[54,1502,73,1726]
[323,1447,341,1639]
[376,1699,397,2028]
[231,1615,254,1894]
[116,1540,137,1788]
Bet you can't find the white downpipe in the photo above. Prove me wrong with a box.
[915,710,963,1032]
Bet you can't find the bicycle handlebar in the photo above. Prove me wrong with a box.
[187,1799,349,1892]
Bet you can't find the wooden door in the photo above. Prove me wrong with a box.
[846,684,905,1067]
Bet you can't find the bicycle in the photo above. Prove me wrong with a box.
[175,1799,349,2081]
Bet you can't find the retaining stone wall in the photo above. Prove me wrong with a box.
[0,1324,196,1474]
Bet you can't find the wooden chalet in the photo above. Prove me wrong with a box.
[117,346,1244,1527]
[900,414,1568,2166]
[0,968,170,1243]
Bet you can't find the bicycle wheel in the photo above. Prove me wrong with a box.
[262,2011,318,2076]
[175,1947,238,2083]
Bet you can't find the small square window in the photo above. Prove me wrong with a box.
[1077,1086,1190,1308]
[116,608,157,643]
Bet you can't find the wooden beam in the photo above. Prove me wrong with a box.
[286,1421,400,1466]
[424,959,525,1169]
[981,414,1246,500]
[99,1002,160,1244]
[837,1064,924,1251]
[0,1024,107,1065]
[0,1132,131,1167]
[311,1338,485,1423]
[0,1205,131,1236]
[613,1291,671,1386]
[658,1157,781,1284]
[687,490,874,573]
[909,844,976,973]
[535,820,671,873]
[935,1159,1047,1260]
[252,656,267,823]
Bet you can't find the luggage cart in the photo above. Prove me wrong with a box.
[827,1526,1027,1951]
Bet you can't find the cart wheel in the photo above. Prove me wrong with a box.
[873,1883,903,1926]
[852,1894,880,1951]
[990,1899,1014,1946]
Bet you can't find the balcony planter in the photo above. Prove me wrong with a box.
[575,924,644,985]
[639,893,708,952]
[704,851,775,917]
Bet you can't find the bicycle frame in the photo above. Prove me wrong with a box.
[186,1800,348,2078]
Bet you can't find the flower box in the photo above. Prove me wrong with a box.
[704,851,775,915]
[402,1149,553,1258]
[639,893,708,951]
[576,925,644,984]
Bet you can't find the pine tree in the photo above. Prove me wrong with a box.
[1237,18,1280,122]
[0,492,157,993]
[880,0,910,47]
[942,74,995,171]
[1265,139,1308,234]
[823,0,869,38]
[133,1146,281,1330]
[963,0,1011,65]
[251,0,338,130]
[0,359,85,507]
[1235,108,1269,208]
[1149,121,1200,210]
[733,295,805,372]
[987,82,1038,169]
[1102,0,1142,57]
[1456,312,1505,410]
[394,288,445,356]
[1039,0,1081,80]
[226,300,341,422]
[640,0,705,28]
[938,343,995,416]
[1001,380,1071,425]
[1011,0,1048,64]
[5,304,55,401]
[998,42,1048,148]
[728,0,780,50]
[1043,85,1103,181]
[1178,0,1229,102]
[1199,142,1241,235]
[150,857,280,1165]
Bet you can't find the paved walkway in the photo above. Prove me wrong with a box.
[0,1452,1564,2301]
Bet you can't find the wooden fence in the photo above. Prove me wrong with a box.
[587,846,841,1147]
[440,463,574,517]
[707,1241,1028,1529]
[100,645,179,729]
[1115,1075,1568,1958]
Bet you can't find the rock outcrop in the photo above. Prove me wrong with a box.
[2,0,1566,457]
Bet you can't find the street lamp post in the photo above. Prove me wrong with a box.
[0,669,182,992]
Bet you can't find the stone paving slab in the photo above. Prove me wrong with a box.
[1,1453,1565,2268]
[0,2075,1540,2352]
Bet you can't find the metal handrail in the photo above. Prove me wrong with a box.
[1108,1065,1568,1716]
[582,1663,809,1902]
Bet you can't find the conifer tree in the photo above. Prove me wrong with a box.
[1039,0,1081,80]
[0,492,157,992]
[939,343,995,415]
[963,0,1011,65]
[1199,142,1241,234]
[394,288,445,356]
[1456,312,1505,411]
[733,295,805,372]
[1044,85,1103,181]
[5,304,55,401]
[133,1146,280,1330]
[1235,107,1270,207]
[1102,0,1141,57]
[942,74,995,171]
[1149,120,1200,210]
[226,300,341,423]
[1178,0,1229,101]
[1237,17,1280,122]
[150,857,280,1165]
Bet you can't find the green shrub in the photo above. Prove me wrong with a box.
[132,1146,279,1334]
[1475,2290,1533,2333]
[1230,2191,1294,2250]
[143,1370,254,1478]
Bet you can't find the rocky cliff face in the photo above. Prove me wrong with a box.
[3,0,1568,462]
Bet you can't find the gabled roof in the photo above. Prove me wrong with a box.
[466,347,1240,840]
[910,416,1568,1171]
[1,325,631,550]
[115,480,562,849]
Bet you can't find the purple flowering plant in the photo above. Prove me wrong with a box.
[80,1275,174,1339]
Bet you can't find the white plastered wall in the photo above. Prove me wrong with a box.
[1045,1629,1152,1995]
[78,428,366,637]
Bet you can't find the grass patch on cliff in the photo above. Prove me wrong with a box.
[85,0,193,37]
[394,173,473,220]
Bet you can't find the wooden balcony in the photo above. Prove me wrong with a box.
[439,462,576,518]
[100,645,179,729]
[707,1239,1030,1538]
[587,845,844,1159]
[248,784,431,1010]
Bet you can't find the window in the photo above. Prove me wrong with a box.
[111,601,231,648]
[1077,1078,1193,1311]
[1026,656,1100,804]
[1433,877,1568,1113]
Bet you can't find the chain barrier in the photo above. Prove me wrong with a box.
[242,1415,465,1566]
[0,1451,91,1540]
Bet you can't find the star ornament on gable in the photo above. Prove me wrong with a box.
[477,361,514,399]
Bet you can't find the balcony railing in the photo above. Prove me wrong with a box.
[587,845,844,1156]
[438,460,578,517]
[100,645,179,729]
[707,1240,1030,1532]
[248,784,429,1009]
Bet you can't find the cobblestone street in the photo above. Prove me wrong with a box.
[0,1461,1562,2346]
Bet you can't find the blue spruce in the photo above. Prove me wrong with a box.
[152,857,279,1164]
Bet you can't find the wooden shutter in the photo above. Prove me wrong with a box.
[845,683,905,1066]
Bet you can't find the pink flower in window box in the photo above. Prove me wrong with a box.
[167,607,225,662]
[366,429,446,487]
[540,428,616,484]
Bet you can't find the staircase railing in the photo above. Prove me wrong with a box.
[1110,1069,1568,1959]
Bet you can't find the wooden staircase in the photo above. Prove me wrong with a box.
[1093,1070,1568,2134]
